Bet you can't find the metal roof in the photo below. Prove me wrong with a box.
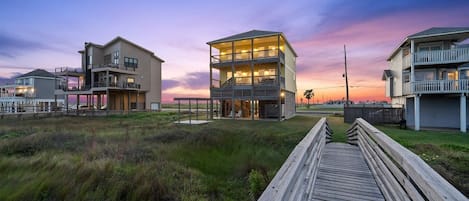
[409,27,469,39]
[16,69,55,79]
[207,30,281,44]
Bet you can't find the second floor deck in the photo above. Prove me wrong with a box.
[211,49,285,65]
[402,46,469,67]
[403,79,469,95]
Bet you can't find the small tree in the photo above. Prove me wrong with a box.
[303,89,314,109]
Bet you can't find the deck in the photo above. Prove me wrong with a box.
[311,143,384,201]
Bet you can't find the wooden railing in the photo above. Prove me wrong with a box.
[258,118,331,201]
[414,47,469,65]
[211,49,284,64]
[347,118,466,201]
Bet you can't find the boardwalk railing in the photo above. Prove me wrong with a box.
[347,118,466,201]
[258,118,331,201]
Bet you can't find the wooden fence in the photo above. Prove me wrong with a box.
[257,118,331,201]
[344,106,403,124]
[347,118,467,201]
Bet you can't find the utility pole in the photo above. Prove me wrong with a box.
[344,45,350,106]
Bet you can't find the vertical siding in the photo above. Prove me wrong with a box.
[283,45,297,93]
[34,78,56,99]
[388,49,403,97]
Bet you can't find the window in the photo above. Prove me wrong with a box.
[104,54,111,64]
[127,77,135,83]
[415,71,435,81]
[460,70,469,80]
[113,51,119,64]
[124,57,138,68]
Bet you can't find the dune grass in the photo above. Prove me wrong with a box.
[0,112,319,201]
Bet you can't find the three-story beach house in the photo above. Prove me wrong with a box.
[55,37,164,111]
[383,27,469,132]
[0,69,64,113]
[208,30,298,120]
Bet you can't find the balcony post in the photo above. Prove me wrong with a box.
[209,45,213,119]
[410,40,415,84]
[251,38,254,120]
[278,34,282,121]
[460,94,466,132]
[414,94,420,131]
[231,41,235,119]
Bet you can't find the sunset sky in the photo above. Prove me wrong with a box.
[1,0,469,103]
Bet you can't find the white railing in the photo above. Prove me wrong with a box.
[414,47,469,65]
[347,118,466,201]
[258,118,331,201]
[409,79,469,94]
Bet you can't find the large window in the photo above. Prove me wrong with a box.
[124,57,138,68]
[104,54,111,64]
[113,51,119,64]
[415,71,435,81]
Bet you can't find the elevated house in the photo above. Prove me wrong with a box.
[208,30,297,120]
[55,37,164,111]
[383,27,469,132]
[0,69,64,113]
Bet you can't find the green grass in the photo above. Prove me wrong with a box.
[376,125,469,196]
[0,112,320,201]
[327,116,350,143]
[296,105,344,112]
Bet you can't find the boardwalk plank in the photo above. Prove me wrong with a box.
[311,142,385,201]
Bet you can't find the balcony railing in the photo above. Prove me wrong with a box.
[211,49,284,64]
[213,76,285,88]
[93,81,140,89]
[414,47,469,65]
[403,79,469,94]
[92,64,136,72]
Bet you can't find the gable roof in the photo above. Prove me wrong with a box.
[84,36,165,62]
[207,30,281,44]
[207,29,298,57]
[16,69,55,79]
[382,70,393,80]
[408,27,469,39]
[387,27,469,61]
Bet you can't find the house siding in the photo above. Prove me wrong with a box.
[34,78,55,99]
[406,96,460,129]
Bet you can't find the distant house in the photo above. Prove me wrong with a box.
[383,27,469,132]
[55,36,164,111]
[0,69,64,113]
[207,30,298,120]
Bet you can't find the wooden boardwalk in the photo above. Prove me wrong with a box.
[311,143,385,201]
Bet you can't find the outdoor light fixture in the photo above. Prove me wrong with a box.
[280,92,285,97]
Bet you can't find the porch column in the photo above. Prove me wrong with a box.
[414,95,420,131]
[48,102,51,112]
[460,94,466,132]
[209,45,213,119]
[231,41,235,119]
[277,34,282,121]
[250,38,254,120]
[410,40,415,93]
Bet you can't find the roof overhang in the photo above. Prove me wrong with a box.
[387,29,469,61]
